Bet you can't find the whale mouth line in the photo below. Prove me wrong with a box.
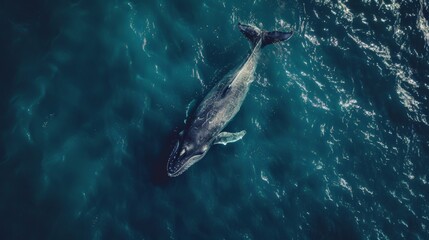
[167,153,205,177]
[168,160,190,177]
[168,168,184,177]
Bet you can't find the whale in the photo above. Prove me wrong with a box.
[167,23,293,177]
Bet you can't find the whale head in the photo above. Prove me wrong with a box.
[167,137,210,177]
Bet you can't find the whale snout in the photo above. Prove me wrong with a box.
[167,141,183,177]
[166,140,208,177]
[167,140,192,177]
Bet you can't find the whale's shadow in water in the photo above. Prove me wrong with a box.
[129,126,177,187]
[149,130,178,186]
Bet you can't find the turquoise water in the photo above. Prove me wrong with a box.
[1,0,429,239]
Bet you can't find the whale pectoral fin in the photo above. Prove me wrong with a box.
[184,99,196,123]
[214,130,246,145]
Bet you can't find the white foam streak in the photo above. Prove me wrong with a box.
[347,33,391,61]
[417,0,429,47]
[339,177,353,197]
[260,170,270,184]
[338,0,353,22]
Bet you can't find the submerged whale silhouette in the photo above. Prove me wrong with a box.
[167,23,293,177]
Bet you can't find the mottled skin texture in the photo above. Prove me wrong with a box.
[167,40,262,177]
[190,41,261,146]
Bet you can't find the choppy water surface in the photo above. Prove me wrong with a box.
[1,0,429,239]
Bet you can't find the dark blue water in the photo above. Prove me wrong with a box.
[1,0,429,239]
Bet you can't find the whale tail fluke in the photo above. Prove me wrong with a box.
[238,23,293,48]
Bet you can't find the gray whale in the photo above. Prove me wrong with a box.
[167,23,293,177]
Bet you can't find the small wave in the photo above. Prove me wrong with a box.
[347,29,427,125]
[394,64,428,125]
[417,0,429,47]
[347,33,391,62]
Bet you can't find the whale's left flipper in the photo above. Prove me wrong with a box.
[184,99,196,123]
[214,130,247,145]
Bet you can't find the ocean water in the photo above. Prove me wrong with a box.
[1,0,429,239]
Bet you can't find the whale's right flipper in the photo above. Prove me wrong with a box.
[238,23,293,48]
[214,130,246,145]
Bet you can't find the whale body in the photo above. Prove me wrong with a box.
[167,23,293,177]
